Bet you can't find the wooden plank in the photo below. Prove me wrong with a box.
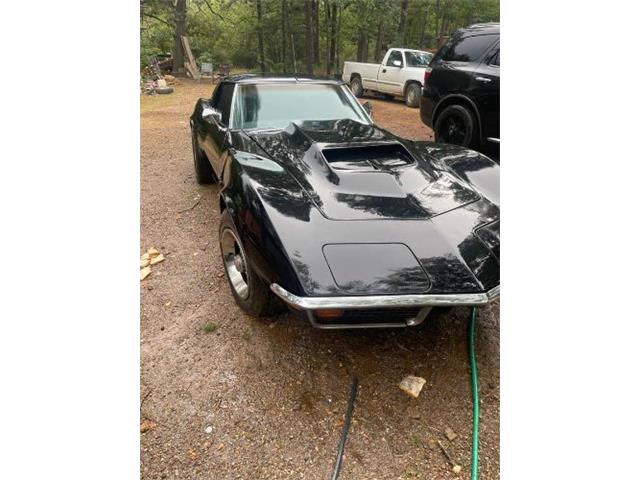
[184,61,198,79]
[180,35,200,79]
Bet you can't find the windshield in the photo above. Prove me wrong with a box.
[405,50,433,67]
[232,83,369,130]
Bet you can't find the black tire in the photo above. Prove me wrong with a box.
[191,128,215,184]
[219,210,278,317]
[434,104,477,147]
[405,83,421,108]
[350,76,364,97]
[155,86,173,94]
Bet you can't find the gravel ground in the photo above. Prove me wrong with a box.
[140,79,499,480]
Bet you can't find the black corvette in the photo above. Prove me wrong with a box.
[190,75,499,329]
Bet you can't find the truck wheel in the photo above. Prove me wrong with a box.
[350,76,364,97]
[434,104,477,147]
[191,127,215,184]
[219,210,279,318]
[405,83,421,108]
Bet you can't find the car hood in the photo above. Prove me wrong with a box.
[233,120,499,295]
[247,120,481,221]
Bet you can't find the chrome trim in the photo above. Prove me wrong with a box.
[306,306,433,330]
[270,283,500,310]
[486,137,500,144]
[486,285,500,300]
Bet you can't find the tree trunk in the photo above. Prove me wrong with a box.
[305,0,313,74]
[419,0,428,48]
[282,0,288,71]
[357,28,369,62]
[335,6,341,72]
[256,0,266,73]
[324,0,331,74]
[356,31,363,62]
[291,32,297,73]
[173,0,187,76]
[397,0,409,46]
[437,0,453,46]
[313,0,320,64]
[374,19,383,62]
[434,0,441,48]
[329,2,337,74]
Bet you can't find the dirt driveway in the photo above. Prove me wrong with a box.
[140,79,499,480]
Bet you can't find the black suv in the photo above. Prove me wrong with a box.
[420,23,499,148]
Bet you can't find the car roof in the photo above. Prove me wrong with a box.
[222,74,344,85]
[462,22,500,35]
[387,48,432,53]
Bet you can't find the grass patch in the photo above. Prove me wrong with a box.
[203,321,218,333]
[140,90,179,113]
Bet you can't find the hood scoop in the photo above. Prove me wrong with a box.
[249,123,481,221]
[322,144,415,171]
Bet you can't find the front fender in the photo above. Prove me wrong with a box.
[219,151,307,296]
[412,142,500,207]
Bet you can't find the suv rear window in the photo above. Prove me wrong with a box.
[439,33,498,62]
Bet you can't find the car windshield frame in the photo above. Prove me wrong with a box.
[404,50,433,67]
[230,82,371,131]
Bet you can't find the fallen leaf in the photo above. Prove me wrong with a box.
[140,258,150,268]
[445,426,458,441]
[140,419,156,433]
[140,266,151,281]
[150,253,165,265]
[147,248,161,258]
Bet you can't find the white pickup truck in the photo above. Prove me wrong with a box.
[342,48,433,108]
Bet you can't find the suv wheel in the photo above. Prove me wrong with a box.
[405,83,421,108]
[434,104,477,147]
[350,76,364,97]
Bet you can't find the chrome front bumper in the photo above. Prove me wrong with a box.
[270,283,500,329]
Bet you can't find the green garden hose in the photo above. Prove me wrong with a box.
[469,307,480,480]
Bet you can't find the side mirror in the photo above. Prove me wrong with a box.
[363,101,373,117]
[202,105,222,124]
[392,60,402,68]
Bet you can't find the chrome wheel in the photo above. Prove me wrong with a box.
[221,228,250,300]
[350,77,363,97]
[408,88,416,104]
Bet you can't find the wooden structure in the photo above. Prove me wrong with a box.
[180,35,200,80]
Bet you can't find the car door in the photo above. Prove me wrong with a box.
[200,82,235,177]
[470,42,500,140]
[376,50,405,95]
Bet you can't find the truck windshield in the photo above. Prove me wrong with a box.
[405,51,433,67]
[232,83,369,130]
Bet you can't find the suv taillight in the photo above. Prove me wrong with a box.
[423,70,431,86]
